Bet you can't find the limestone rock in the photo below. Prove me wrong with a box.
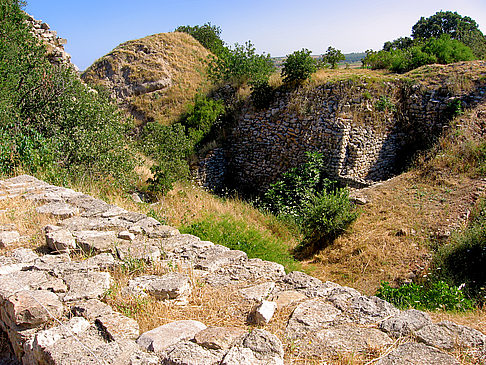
[10,248,38,263]
[375,342,460,365]
[240,282,275,301]
[4,290,64,328]
[194,245,247,272]
[73,230,119,253]
[45,227,76,253]
[95,312,140,341]
[241,329,284,364]
[194,326,247,350]
[71,299,113,321]
[116,242,161,263]
[129,350,160,365]
[136,320,206,353]
[0,271,58,303]
[159,234,201,252]
[250,300,277,325]
[380,309,432,338]
[147,225,180,239]
[160,340,220,365]
[270,290,307,309]
[85,253,117,270]
[127,273,191,301]
[62,272,112,302]
[287,299,343,339]
[118,230,135,241]
[221,346,260,365]
[416,320,486,350]
[346,295,399,324]
[0,232,20,247]
[314,324,393,355]
[36,202,78,218]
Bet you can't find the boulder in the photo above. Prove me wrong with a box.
[239,282,275,301]
[126,273,191,301]
[36,202,78,218]
[0,231,20,247]
[62,272,112,302]
[160,340,220,365]
[416,321,486,350]
[95,312,140,341]
[194,326,247,350]
[45,227,76,253]
[250,300,277,325]
[375,342,460,365]
[70,299,113,321]
[380,309,432,338]
[136,320,206,353]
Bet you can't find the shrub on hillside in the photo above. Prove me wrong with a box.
[183,94,225,145]
[431,198,486,302]
[174,23,225,56]
[250,80,275,110]
[0,0,136,185]
[281,49,317,85]
[294,188,359,257]
[207,41,275,87]
[376,281,474,311]
[322,46,345,69]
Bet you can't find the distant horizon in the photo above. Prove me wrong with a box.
[25,0,486,71]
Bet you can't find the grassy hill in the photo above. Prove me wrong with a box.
[82,32,211,126]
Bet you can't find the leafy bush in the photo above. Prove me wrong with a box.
[281,49,317,85]
[431,199,486,302]
[183,94,225,145]
[180,214,300,272]
[0,0,136,186]
[295,188,358,256]
[376,281,474,311]
[263,152,332,221]
[250,80,275,110]
[375,96,396,112]
[174,23,224,56]
[207,41,275,87]
[423,35,475,64]
[141,123,192,195]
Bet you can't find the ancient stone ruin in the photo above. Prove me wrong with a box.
[0,175,485,364]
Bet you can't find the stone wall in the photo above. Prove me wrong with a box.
[25,12,73,67]
[1,175,485,364]
[198,75,486,193]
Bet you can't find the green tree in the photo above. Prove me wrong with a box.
[281,49,317,85]
[0,0,136,184]
[322,46,345,69]
[174,23,225,56]
[383,37,414,52]
[412,11,486,58]
[207,41,275,87]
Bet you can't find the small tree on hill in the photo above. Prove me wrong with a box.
[281,48,317,85]
[322,46,345,69]
[174,23,225,56]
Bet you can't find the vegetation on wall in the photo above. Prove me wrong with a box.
[0,0,136,186]
[174,22,225,56]
[281,48,317,85]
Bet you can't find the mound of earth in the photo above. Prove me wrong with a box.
[82,32,211,125]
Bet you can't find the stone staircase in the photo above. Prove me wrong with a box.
[0,175,484,364]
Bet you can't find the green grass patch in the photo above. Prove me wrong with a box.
[180,213,301,272]
[376,281,475,311]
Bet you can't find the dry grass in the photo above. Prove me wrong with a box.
[83,32,212,126]
[0,196,58,253]
[303,171,486,296]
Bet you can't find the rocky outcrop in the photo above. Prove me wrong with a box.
[82,32,211,124]
[0,175,484,364]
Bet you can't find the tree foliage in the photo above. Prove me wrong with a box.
[0,0,136,185]
[281,49,317,85]
[207,41,275,87]
[412,11,486,58]
[322,46,345,69]
[174,23,224,56]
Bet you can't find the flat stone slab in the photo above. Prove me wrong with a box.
[126,273,191,300]
[194,245,247,272]
[194,326,247,350]
[212,258,286,282]
[0,231,20,247]
[73,230,119,253]
[315,324,393,355]
[375,342,460,365]
[62,272,112,302]
[270,290,307,309]
[116,242,161,263]
[136,320,206,353]
[346,295,400,324]
[95,312,140,341]
[36,202,78,218]
[240,282,275,301]
[416,320,486,350]
[286,299,343,339]
[160,340,220,365]
[71,299,113,321]
[45,227,76,253]
[380,309,432,338]
[250,300,277,325]
[4,290,64,328]
[0,271,59,302]
[158,234,201,252]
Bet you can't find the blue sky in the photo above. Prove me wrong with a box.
[25,0,486,70]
